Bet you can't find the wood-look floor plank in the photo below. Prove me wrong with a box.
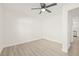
[68,38,79,56]
[0,39,66,56]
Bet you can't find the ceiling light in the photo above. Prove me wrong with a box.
[41,8,46,12]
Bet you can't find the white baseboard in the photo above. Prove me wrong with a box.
[62,43,70,53]
[62,48,68,53]
[42,37,63,44]
[2,38,40,48]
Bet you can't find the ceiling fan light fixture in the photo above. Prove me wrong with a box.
[41,8,46,12]
[31,3,57,14]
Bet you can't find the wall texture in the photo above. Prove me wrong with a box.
[42,4,63,43]
[0,4,4,53]
[2,9,42,47]
[1,3,64,48]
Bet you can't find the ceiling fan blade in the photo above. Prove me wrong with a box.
[46,9,51,13]
[31,8,41,10]
[40,3,46,8]
[39,11,42,14]
[46,3,57,8]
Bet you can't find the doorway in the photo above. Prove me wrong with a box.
[68,7,79,55]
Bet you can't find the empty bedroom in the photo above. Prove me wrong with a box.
[0,3,79,56]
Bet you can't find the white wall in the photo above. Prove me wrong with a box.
[2,9,42,47]
[0,4,3,49]
[68,11,73,45]
[42,4,63,43]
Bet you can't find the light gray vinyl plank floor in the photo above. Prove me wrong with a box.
[0,39,67,56]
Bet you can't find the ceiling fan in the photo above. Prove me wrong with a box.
[31,3,57,14]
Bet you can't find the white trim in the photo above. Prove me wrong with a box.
[62,42,71,53]
[2,38,39,49]
[42,37,63,44]
[62,48,68,53]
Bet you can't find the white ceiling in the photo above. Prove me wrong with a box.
[3,3,63,16]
